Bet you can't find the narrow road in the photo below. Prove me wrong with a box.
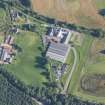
[62,47,77,94]
[32,97,43,105]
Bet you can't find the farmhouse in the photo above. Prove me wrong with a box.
[46,42,70,63]
[44,27,72,45]
[0,35,14,64]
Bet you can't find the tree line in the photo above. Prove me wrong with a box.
[1,0,105,38]
[16,0,105,38]
[0,67,103,105]
[0,1,105,105]
[0,68,33,105]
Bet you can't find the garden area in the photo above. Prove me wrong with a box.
[68,33,93,93]
[5,31,48,87]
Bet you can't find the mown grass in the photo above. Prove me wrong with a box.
[5,31,47,87]
[73,36,105,103]
[86,62,105,74]
[68,34,93,93]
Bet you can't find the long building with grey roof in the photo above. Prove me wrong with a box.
[46,42,70,63]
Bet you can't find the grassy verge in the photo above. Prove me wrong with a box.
[68,34,93,93]
[75,90,105,104]
[61,50,74,86]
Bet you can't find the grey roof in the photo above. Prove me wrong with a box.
[48,42,69,56]
[46,42,70,62]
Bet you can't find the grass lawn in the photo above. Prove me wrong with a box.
[68,34,93,93]
[75,90,105,104]
[72,36,105,103]
[86,62,105,74]
[75,63,105,104]
[5,31,47,87]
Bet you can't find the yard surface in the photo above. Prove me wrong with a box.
[31,0,105,29]
[5,31,47,87]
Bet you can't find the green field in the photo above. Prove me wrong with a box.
[94,0,105,9]
[72,36,105,103]
[5,31,47,87]
[75,90,105,104]
[86,62,105,74]
[68,34,93,93]
[67,34,105,103]
[0,5,48,87]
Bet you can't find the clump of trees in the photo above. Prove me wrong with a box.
[1,0,105,38]
[99,9,105,17]
[19,0,31,7]
[0,73,33,105]
[0,67,103,105]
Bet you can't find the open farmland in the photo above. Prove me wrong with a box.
[31,0,105,29]
[72,37,105,103]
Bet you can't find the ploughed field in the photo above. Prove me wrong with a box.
[31,0,105,29]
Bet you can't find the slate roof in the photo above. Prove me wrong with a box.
[46,42,70,62]
[48,42,69,56]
